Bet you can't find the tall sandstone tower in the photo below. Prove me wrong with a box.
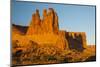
[26,8,87,51]
[26,8,67,50]
[27,8,59,34]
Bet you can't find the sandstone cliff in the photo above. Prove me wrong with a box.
[65,32,87,51]
[27,8,59,34]
[12,8,87,51]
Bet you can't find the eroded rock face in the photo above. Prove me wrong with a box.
[25,8,67,50]
[27,8,59,34]
[27,9,41,34]
[13,8,87,51]
[65,32,87,51]
[12,24,28,35]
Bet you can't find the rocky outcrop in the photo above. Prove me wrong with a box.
[12,24,28,35]
[26,9,41,34]
[12,8,87,51]
[27,8,59,34]
[65,32,87,51]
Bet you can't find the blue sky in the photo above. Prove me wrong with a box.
[11,1,96,45]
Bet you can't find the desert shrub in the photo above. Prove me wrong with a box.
[47,55,57,61]
[39,55,57,61]
[60,57,69,63]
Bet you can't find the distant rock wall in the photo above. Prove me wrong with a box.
[65,32,87,51]
[12,24,28,35]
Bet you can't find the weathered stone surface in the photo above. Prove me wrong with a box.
[65,32,87,51]
[27,8,59,34]
[54,12,59,34]
[27,9,41,34]
[43,9,47,19]
[12,24,28,35]
[13,8,87,51]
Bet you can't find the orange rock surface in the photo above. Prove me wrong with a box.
[27,8,59,34]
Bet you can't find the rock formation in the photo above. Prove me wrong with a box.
[13,8,87,51]
[26,9,41,34]
[12,24,28,35]
[27,8,59,34]
[65,32,87,51]
[12,8,96,66]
